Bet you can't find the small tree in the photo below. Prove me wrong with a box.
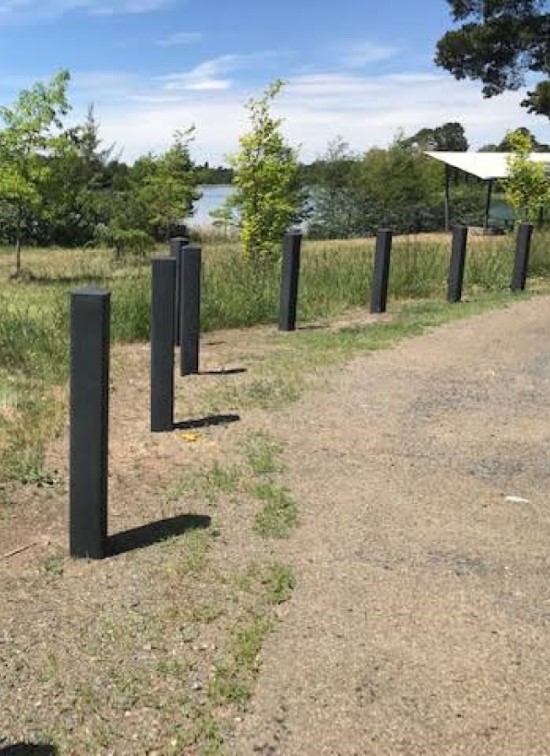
[132,128,200,241]
[230,80,302,267]
[308,137,364,239]
[107,128,201,242]
[505,129,550,224]
[0,70,71,273]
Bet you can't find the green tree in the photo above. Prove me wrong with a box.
[111,129,201,242]
[308,137,364,239]
[435,1,550,118]
[230,80,303,266]
[505,128,550,221]
[479,126,550,152]
[403,122,469,151]
[358,135,443,232]
[0,70,71,273]
[39,104,119,246]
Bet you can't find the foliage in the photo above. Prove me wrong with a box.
[402,121,469,151]
[480,126,550,152]
[435,0,550,118]
[505,129,550,222]
[195,162,233,184]
[306,131,486,238]
[97,226,154,261]
[307,137,364,239]
[130,128,201,241]
[0,70,71,273]
[230,80,303,267]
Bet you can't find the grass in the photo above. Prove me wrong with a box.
[253,482,299,538]
[245,431,285,475]
[194,289,534,421]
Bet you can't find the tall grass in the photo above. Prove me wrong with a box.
[1,230,548,346]
[0,229,547,487]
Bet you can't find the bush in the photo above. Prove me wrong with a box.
[96,226,154,262]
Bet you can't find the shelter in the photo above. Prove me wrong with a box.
[425,151,550,231]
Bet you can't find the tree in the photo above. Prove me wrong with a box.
[110,129,201,242]
[39,104,119,246]
[137,128,201,241]
[403,122,469,151]
[435,1,550,118]
[505,128,550,221]
[230,80,303,267]
[0,70,71,273]
[479,126,550,151]
[308,137,364,239]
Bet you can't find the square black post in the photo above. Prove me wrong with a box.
[447,225,468,304]
[151,257,176,432]
[170,236,190,347]
[279,231,302,331]
[70,289,110,560]
[179,244,202,376]
[511,222,534,292]
[370,229,393,314]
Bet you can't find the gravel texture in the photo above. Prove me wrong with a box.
[235,296,550,755]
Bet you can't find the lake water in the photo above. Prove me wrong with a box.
[191,185,235,227]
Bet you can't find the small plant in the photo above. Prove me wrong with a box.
[245,431,284,475]
[253,482,298,538]
[261,561,296,605]
[99,227,154,262]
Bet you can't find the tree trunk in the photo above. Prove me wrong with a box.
[15,208,22,277]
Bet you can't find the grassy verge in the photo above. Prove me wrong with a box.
[195,289,535,417]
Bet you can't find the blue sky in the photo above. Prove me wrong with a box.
[0,0,546,163]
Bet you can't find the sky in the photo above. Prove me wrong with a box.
[0,0,547,164]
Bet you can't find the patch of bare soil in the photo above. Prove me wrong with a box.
[235,296,550,755]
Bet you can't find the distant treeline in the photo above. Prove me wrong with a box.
[1,66,548,264]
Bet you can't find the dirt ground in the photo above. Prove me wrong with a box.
[2,296,550,754]
[235,296,550,755]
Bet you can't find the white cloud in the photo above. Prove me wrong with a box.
[158,31,202,47]
[0,0,170,22]
[25,65,548,164]
[157,54,260,92]
[341,40,400,68]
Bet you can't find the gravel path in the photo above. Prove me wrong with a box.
[235,296,550,755]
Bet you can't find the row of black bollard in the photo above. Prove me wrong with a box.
[69,221,535,558]
[368,222,534,314]
[150,242,202,432]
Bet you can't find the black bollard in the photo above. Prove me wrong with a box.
[447,225,468,304]
[70,289,110,559]
[170,237,190,347]
[151,257,176,432]
[279,231,302,331]
[370,229,393,314]
[179,244,202,376]
[511,222,534,292]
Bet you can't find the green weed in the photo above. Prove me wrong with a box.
[253,482,299,538]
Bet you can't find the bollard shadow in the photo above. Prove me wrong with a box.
[199,368,247,376]
[28,274,115,286]
[108,513,211,557]
[297,324,327,332]
[0,746,58,755]
[173,414,240,431]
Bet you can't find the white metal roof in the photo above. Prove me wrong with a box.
[425,151,550,180]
